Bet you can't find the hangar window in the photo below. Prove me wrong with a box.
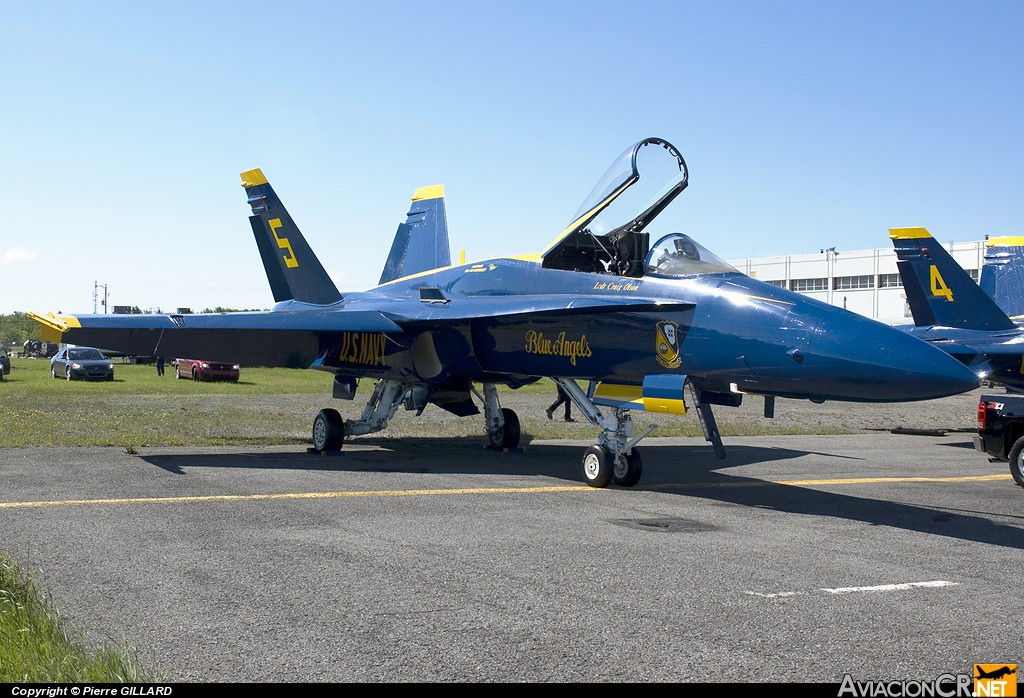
[790,278,827,292]
[833,275,874,290]
[878,274,902,288]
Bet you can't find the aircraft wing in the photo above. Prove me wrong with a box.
[29,295,695,369]
[29,309,403,368]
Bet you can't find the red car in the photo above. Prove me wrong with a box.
[174,358,240,382]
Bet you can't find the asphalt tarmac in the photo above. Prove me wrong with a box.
[1,431,1021,683]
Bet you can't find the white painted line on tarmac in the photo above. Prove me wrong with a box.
[821,580,958,594]
[745,580,958,598]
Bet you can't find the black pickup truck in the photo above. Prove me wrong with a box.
[974,393,1024,487]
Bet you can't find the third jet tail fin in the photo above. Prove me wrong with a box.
[980,237,1024,321]
[240,168,343,306]
[890,227,1015,331]
[378,185,451,285]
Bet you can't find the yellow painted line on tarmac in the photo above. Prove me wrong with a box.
[0,475,1008,510]
[648,474,1009,490]
[0,485,594,509]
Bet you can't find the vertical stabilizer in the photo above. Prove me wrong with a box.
[980,237,1024,320]
[240,168,343,305]
[378,185,450,285]
[890,227,1015,331]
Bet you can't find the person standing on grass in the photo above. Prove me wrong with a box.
[156,356,165,377]
[546,383,574,422]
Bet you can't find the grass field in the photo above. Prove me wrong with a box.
[0,355,897,450]
[6,352,983,450]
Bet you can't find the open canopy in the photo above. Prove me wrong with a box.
[540,137,733,278]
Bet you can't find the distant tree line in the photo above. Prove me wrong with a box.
[200,307,269,314]
[0,312,41,349]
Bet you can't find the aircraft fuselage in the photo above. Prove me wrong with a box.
[304,257,979,404]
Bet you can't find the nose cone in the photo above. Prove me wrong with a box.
[811,314,980,401]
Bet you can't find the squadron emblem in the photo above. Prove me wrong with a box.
[656,320,682,369]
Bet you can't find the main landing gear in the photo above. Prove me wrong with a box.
[555,378,727,489]
[554,378,655,489]
[309,378,522,453]
[311,379,409,452]
[476,382,521,450]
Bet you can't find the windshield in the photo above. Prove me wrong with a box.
[68,348,105,360]
[645,233,738,277]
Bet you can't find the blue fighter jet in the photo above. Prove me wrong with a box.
[890,226,1024,393]
[32,138,980,487]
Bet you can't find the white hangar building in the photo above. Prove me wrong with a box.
[728,239,987,326]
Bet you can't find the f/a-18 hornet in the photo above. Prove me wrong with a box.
[32,137,979,487]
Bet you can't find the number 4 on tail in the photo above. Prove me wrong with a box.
[930,265,953,301]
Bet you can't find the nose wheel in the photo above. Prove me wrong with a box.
[581,445,643,488]
[612,448,643,487]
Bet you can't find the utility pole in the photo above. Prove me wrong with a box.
[93,281,108,314]
[821,247,838,306]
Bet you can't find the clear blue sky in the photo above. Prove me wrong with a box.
[2,0,1021,315]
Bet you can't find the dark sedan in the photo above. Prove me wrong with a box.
[50,347,115,381]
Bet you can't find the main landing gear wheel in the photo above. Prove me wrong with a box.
[312,408,345,452]
[488,407,521,450]
[582,445,612,488]
[1008,436,1024,488]
[612,448,643,488]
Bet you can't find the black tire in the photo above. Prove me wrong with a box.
[1008,436,1024,488]
[582,445,612,488]
[312,408,345,452]
[488,407,521,449]
[175,365,182,379]
[612,448,643,487]
[51,367,57,379]
[192,368,199,381]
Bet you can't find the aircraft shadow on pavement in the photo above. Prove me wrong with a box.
[639,443,1024,551]
[138,437,1024,550]
[137,436,802,480]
